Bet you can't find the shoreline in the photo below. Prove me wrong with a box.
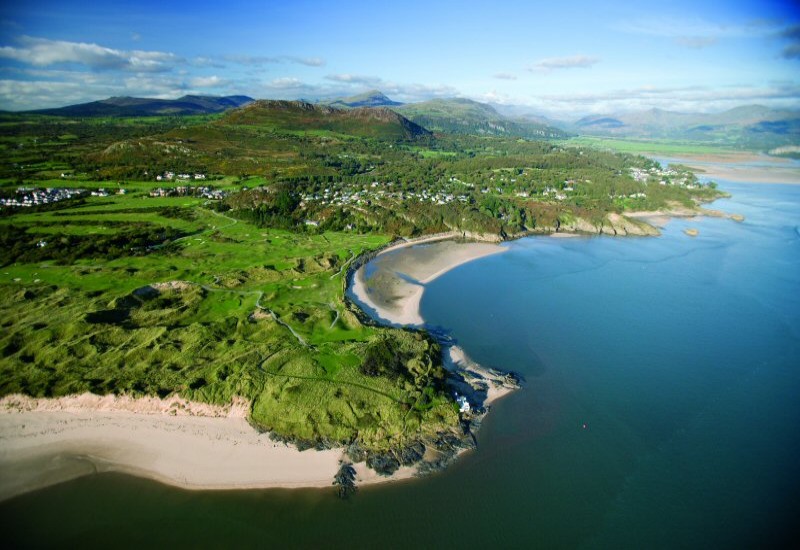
[349,236,508,327]
[0,393,415,502]
[652,152,800,184]
[1,195,735,501]
[1,236,515,502]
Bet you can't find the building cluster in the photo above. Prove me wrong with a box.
[156,172,206,181]
[299,182,469,208]
[630,166,692,187]
[1,187,87,209]
[149,186,227,199]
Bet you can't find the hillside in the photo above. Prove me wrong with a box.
[394,98,569,139]
[322,90,403,109]
[29,95,254,117]
[222,100,429,139]
[574,105,800,150]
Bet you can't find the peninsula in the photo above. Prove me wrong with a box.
[1,96,727,497]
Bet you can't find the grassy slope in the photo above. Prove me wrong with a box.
[562,135,741,156]
[222,101,429,140]
[0,190,460,451]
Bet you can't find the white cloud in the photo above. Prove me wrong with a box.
[287,56,325,67]
[223,54,325,67]
[675,36,718,49]
[528,83,800,116]
[190,75,226,88]
[615,16,790,51]
[325,73,383,86]
[192,56,226,68]
[529,55,600,72]
[615,16,774,39]
[265,77,307,90]
[493,72,517,80]
[0,36,180,72]
[380,82,459,102]
[0,79,85,110]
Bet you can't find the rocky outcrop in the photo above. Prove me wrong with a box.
[603,213,661,236]
[553,214,660,237]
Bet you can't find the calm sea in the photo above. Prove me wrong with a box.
[3,181,799,548]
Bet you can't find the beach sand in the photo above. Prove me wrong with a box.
[350,238,507,326]
[656,152,800,184]
[2,237,511,500]
[0,393,347,501]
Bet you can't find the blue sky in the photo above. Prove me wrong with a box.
[1,0,798,116]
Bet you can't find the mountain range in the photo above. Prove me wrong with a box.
[18,90,800,150]
[319,91,569,139]
[392,97,569,139]
[568,105,799,149]
[222,99,430,140]
[29,95,254,117]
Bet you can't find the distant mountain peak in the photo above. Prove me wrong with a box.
[321,90,402,109]
[393,97,570,139]
[573,104,799,149]
[28,94,254,117]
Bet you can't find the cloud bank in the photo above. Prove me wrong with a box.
[530,55,600,72]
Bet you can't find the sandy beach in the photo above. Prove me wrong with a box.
[0,393,428,502]
[655,152,800,184]
[350,237,507,326]
[2,237,512,501]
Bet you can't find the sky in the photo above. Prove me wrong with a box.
[1,0,799,117]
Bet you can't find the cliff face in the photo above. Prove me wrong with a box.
[553,215,660,237]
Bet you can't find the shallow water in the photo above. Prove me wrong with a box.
[3,181,799,548]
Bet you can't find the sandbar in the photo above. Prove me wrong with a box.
[350,237,507,326]
[656,153,800,184]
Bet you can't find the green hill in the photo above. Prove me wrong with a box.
[29,95,254,117]
[222,100,430,139]
[394,98,569,139]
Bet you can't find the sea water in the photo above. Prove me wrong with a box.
[3,181,798,548]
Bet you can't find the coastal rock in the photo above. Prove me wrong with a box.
[557,217,598,235]
[366,452,401,476]
[398,441,426,466]
[333,462,357,499]
[460,230,504,243]
[605,213,660,236]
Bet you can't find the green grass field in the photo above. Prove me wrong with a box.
[0,185,460,451]
[562,135,741,156]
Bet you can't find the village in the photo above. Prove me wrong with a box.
[148,185,227,200]
[629,164,697,187]
[299,181,470,208]
[0,187,90,209]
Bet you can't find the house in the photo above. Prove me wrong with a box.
[455,394,470,413]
